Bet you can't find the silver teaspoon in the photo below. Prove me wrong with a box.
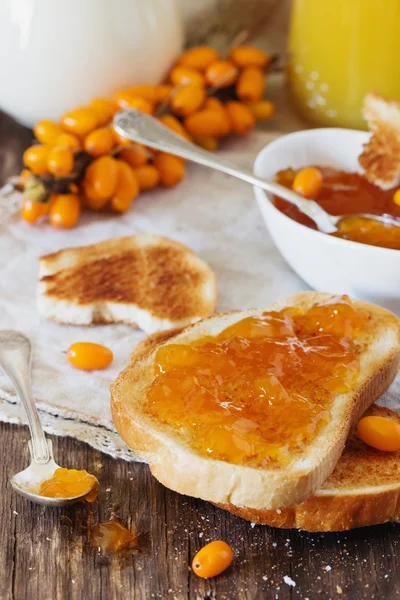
[0,331,97,506]
[114,110,400,234]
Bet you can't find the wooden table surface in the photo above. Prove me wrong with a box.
[0,110,399,600]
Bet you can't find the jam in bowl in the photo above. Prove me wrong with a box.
[274,166,400,251]
[253,128,400,313]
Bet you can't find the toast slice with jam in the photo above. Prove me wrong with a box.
[111,292,400,512]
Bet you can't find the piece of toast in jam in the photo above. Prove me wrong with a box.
[37,234,218,334]
[359,92,400,190]
[111,292,400,511]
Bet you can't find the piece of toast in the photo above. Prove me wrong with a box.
[358,92,400,190]
[111,292,400,511]
[128,328,400,531]
[219,404,400,531]
[37,234,218,334]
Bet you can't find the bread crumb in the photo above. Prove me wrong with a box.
[283,575,296,587]
[336,585,343,594]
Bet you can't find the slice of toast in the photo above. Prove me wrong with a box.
[358,92,400,190]
[111,292,400,511]
[128,329,400,531]
[219,405,400,531]
[37,234,218,334]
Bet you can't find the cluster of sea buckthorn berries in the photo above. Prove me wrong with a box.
[20,44,274,228]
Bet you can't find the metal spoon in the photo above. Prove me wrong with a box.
[0,331,97,506]
[114,110,400,234]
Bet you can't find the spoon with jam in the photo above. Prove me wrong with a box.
[0,331,98,506]
[114,110,400,235]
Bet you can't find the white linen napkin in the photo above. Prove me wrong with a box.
[1,91,398,459]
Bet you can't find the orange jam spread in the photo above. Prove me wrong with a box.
[90,521,137,554]
[145,297,365,467]
[39,468,99,502]
[274,167,400,250]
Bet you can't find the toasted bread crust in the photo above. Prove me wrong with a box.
[111,293,400,510]
[217,406,400,531]
[38,235,218,333]
[218,486,400,531]
[359,92,400,189]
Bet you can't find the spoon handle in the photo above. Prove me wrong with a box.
[0,331,50,463]
[113,110,337,234]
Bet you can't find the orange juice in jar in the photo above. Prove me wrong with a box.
[287,0,400,129]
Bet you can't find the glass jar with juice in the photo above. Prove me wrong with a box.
[287,0,400,129]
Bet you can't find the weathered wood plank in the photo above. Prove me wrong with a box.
[0,422,399,600]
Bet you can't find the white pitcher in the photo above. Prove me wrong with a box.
[0,0,183,126]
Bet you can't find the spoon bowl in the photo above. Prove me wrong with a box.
[0,331,97,506]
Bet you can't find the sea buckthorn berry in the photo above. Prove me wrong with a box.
[20,198,48,223]
[82,192,109,211]
[114,89,135,109]
[204,97,225,113]
[123,97,154,114]
[83,155,118,201]
[55,132,82,151]
[246,100,275,121]
[47,146,74,177]
[123,85,158,102]
[114,91,154,114]
[193,135,219,151]
[225,101,255,135]
[393,189,400,207]
[33,120,63,145]
[119,145,149,167]
[170,85,206,117]
[135,164,160,191]
[178,46,220,71]
[110,160,139,213]
[89,98,117,126]
[229,45,270,68]
[184,109,230,138]
[23,145,50,175]
[61,107,99,138]
[154,84,174,103]
[292,167,323,198]
[154,153,185,187]
[357,416,400,452]
[170,66,205,87]
[159,114,192,141]
[20,169,31,181]
[205,60,238,88]
[49,194,80,228]
[236,66,265,102]
[111,127,134,147]
[203,98,232,135]
[192,541,233,578]
[67,342,113,370]
[84,128,115,157]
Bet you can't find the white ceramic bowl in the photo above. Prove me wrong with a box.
[253,128,400,314]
